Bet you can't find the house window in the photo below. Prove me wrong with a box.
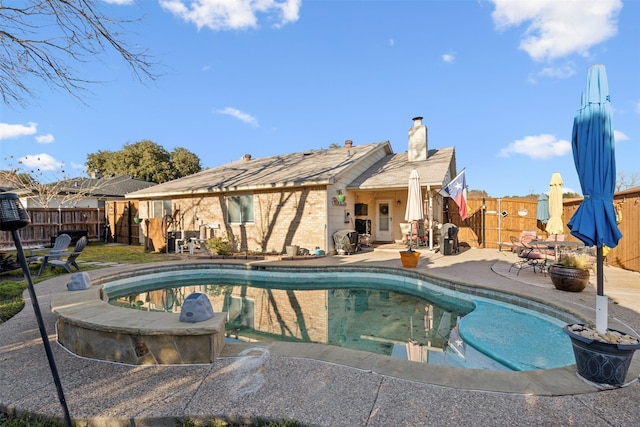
[152,200,172,218]
[227,195,254,223]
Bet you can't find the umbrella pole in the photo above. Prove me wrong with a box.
[409,220,414,251]
[596,246,604,296]
[595,246,608,334]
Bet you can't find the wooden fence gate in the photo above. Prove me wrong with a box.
[105,201,141,245]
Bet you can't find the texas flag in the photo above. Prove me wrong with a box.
[444,170,468,221]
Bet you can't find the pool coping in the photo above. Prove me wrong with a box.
[49,259,640,396]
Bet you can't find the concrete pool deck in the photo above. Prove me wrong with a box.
[1,246,639,426]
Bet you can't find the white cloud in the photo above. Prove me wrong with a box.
[537,64,575,79]
[0,122,37,140]
[614,130,629,142]
[527,64,576,83]
[389,38,394,47]
[498,134,571,159]
[159,0,301,31]
[490,0,622,62]
[35,134,55,144]
[18,153,62,171]
[216,107,259,127]
[70,161,86,171]
[635,99,640,114]
[442,51,455,64]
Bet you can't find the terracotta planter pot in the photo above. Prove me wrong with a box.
[548,264,590,292]
[400,250,420,268]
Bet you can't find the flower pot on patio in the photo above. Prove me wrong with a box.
[548,264,590,292]
[285,245,299,257]
[400,250,420,268]
[563,324,640,386]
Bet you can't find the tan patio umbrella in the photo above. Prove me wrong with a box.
[546,172,564,236]
[404,169,424,251]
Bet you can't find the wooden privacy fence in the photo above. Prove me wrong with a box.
[105,200,142,246]
[0,208,105,248]
[563,188,639,273]
[0,201,142,249]
[449,191,640,273]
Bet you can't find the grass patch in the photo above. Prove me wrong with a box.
[77,242,180,264]
[0,411,304,426]
[0,242,176,324]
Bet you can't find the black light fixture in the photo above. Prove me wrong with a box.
[0,194,72,426]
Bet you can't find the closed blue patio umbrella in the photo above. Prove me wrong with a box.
[567,64,622,334]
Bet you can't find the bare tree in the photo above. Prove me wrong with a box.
[616,171,640,192]
[0,0,157,107]
[1,156,101,208]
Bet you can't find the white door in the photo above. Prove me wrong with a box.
[376,200,393,241]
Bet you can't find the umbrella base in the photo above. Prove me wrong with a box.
[563,324,640,386]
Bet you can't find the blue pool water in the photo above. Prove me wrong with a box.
[104,267,577,371]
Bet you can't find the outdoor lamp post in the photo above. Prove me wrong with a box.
[0,193,73,426]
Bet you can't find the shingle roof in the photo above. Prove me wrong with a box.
[127,142,392,198]
[347,147,456,190]
[56,175,157,197]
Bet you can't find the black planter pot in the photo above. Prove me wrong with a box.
[563,325,640,386]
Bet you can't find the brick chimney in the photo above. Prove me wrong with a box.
[244,154,252,161]
[345,140,353,148]
[408,116,428,162]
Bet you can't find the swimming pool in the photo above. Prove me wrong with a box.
[103,264,578,371]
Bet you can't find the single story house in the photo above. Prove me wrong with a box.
[0,172,156,209]
[126,117,458,254]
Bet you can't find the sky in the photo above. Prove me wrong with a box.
[1,0,639,198]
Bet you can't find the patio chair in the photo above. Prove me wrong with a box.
[407,220,427,247]
[28,233,72,269]
[503,230,537,252]
[39,236,88,275]
[508,237,552,276]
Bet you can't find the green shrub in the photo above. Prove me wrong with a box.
[206,237,232,256]
[558,253,594,270]
[0,281,27,299]
[0,281,27,323]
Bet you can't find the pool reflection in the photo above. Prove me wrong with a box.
[110,284,472,362]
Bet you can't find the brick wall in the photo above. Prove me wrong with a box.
[144,186,329,254]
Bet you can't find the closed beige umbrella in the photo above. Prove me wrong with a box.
[546,172,564,236]
[404,169,424,250]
